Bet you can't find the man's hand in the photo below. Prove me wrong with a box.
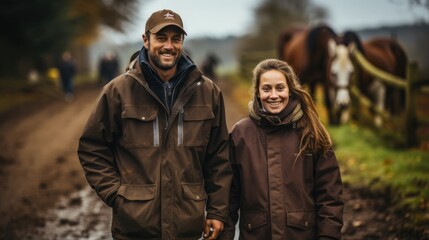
[204,219,224,239]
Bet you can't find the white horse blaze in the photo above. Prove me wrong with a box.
[330,44,354,106]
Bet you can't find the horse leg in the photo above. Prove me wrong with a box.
[369,78,386,127]
[326,83,338,125]
[340,105,350,124]
[328,87,349,125]
[386,86,404,115]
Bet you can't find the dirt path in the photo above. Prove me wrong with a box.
[0,86,104,239]
[0,83,419,239]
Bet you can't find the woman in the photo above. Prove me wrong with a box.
[222,59,343,240]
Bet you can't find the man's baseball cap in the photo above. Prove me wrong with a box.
[145,9,187,35]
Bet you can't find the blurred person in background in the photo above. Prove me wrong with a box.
[222,59,343,240]
[98,51,120,86]
[57,51,76,102]
[201,52,220,82]
[78,9,232,240]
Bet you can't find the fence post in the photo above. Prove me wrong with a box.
[405,62,418,147]
[349,50,361,124]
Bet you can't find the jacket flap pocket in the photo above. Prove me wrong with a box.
[183,106,214,121]
[122,106,158,121]
[182,183,207,201]
[240,211,268,232]
[287,210,316,230]
[117,184,156,201]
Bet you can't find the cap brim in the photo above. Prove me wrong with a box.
[149,23,187,35]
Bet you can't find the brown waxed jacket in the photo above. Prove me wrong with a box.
[78,59,232,240]
[222,117,343,240]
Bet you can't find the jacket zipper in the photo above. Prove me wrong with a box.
[163,80,201,138]
[153,115,160,146]
[163,82,171,113]
[178,107,184,146]
[163,83,172,131]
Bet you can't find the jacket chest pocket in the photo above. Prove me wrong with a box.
[179,106,214,147]
[122,106,159,147]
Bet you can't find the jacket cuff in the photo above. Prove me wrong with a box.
[206,213,227,223]
[319,237,337,240]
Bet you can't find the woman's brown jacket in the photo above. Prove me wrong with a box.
[223,107,343,240]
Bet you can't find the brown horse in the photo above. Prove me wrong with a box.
[329,31,408,125]
[278,25,340,124]
[279,26,408,125]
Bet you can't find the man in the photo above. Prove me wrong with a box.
[57,51,76,102]
[78,9,232,239]
[98,51,119,86]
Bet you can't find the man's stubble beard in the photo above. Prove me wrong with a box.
[148,41,182,71]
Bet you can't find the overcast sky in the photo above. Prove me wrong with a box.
[104,0,429,44]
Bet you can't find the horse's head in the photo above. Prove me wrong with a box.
[328,38,354,110]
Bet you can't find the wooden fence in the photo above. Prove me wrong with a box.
[239,48,429,147]
[349,47,429,147]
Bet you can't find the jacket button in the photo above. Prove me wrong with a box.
[141,116,146,120]
[197,82,201,86]
[304,221,309,227]
[196,195,200,200]
[248,224,252,229]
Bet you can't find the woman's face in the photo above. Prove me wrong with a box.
[258,70,290,114]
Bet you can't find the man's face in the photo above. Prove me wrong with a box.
[144,26,184,71]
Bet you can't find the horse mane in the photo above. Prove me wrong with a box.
[307,25,336,54]
[278,25,306,59]
[342,31,365,55]
[305,25,337,72]
[278,32,293,60]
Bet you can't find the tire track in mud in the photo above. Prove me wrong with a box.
[0,86,104,239]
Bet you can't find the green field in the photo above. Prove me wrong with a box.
[330,123,429,225]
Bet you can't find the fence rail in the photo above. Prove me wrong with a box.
[350,46,429,147]
[351,49,407,88]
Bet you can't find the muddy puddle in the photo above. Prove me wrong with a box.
[32,187,111,239]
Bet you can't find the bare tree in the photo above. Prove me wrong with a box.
[0,0,142,78]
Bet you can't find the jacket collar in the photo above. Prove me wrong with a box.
[138,47,196,85]
[125,48,204,116]
[249,97,303,127]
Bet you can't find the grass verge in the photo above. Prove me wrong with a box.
[0,74,96,114]
[329,123,429,229]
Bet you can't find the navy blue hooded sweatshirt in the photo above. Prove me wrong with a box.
[138,47,196,113]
